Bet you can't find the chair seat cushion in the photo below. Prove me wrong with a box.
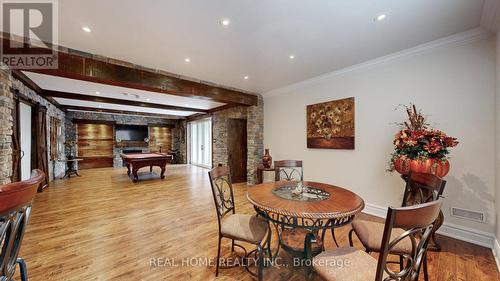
[221,214,268,244]
[313,247,386,281]
[352,218,414,254]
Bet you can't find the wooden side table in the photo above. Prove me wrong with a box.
[256,165,275,184]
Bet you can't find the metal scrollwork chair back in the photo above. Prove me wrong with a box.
[402,172,446,207]
[208,166,270,281]
[208,166,235,225]
[403,172,446,256]
[274,160,303,181]
[376,199,443,281]
[1,169,45,281]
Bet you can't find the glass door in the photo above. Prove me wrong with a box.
[188,118,212,168]
[19,102,32,180]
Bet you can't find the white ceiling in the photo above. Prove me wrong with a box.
[23,71,224,116]
[55,98,195,116]
[53,0,486,93]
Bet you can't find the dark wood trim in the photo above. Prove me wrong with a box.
[186,104,241,122]
[44,90,208,113]
[64,105,184,119]
[207,103,239,114]
[11,70,66,112]
[78,156,114,170]
[10,89,20,182]
[72,119,116,125]
[33,104,49,191]
[115,141,148,148]
[26,52,257,105]
[148,123,175,128]
[186,113,210,122]
[6,45,258,105]
[11,88,37,107]
[12,70,42,93]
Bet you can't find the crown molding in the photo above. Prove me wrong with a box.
[264,28,491,98]
[481,0,500,33]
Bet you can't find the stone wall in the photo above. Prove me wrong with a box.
[0,67,65,183]
[173,120,187,164]
[211,95,264,184]
[11,78,66,180]
[212,106,248,167]
[246,96,264,184]
[65,111,186,165]
[0,66,13,185]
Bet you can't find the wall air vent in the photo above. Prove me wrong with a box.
[450,207,485,223]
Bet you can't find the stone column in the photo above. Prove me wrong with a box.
[0,65,13,184]
[246,95,264,184]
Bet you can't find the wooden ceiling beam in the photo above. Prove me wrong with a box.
[1,34,258,106]
[63,105,185,119]
[186,104,240,122]
[44,90,207,113]
[11,70,66,112]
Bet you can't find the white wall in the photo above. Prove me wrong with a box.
[264,35,496,234]
[496,32,500,241]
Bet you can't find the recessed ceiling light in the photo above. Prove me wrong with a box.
[184,58,191,63]
[244,75,249,80]
[375,14,386,21]
[289,55,295,60]
[82,26,91,33]
[146,98,150,101]
[95,91,100,95]
[98,105,102,108]
[220,19,230,26]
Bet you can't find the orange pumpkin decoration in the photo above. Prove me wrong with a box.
[393,157,450,177]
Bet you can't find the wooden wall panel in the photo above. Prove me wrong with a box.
[77,140,114,157]
[149,126,172,153]
[78,157,114,170]
[77,123,114,169]
[77,123,114,140]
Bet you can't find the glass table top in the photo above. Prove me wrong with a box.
[272,183,330,202]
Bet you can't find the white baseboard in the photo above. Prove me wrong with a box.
[436,223,495,248]
[363,203,388,218]
[493,239,500,273]
[362,203,495,249]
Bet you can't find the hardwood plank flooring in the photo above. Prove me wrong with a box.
[14,165,500,281]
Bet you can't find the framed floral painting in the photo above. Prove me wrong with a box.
[306,97,355,149]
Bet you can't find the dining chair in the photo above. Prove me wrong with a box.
[313,199,443,281]
[208,166,270,281]
[274,160,303,181]
[402,172,446,252]
[348,172,445,281]
[273,160,325,262]
[0,169,45,281]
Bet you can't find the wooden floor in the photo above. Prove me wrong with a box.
[15,165,500,281]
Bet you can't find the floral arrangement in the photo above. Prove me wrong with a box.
[388,104,458,172]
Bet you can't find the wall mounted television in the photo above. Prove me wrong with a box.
[115,125,148,141]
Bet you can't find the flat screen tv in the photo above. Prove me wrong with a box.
[115,125,148,141]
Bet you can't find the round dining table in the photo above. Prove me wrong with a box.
[247,180,364,258]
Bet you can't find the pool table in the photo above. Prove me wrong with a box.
[121,153,173,183]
